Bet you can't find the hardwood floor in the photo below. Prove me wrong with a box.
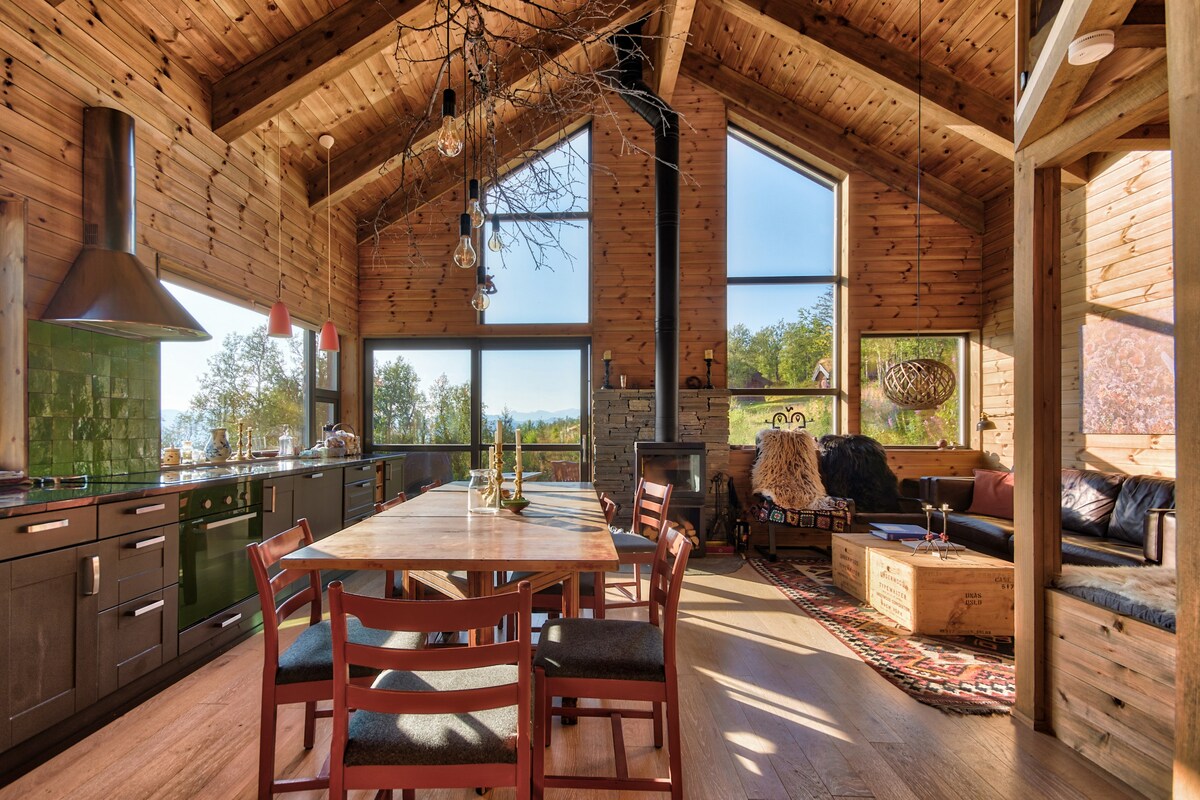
[2,562,1141,799]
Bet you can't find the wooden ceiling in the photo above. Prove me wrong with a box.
[103,0,1167,235]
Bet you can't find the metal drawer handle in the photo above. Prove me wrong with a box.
[131,599,165,617]
[202,511,259,531]
[132,503,166,515]
[132,535,167,550]
[265,485,277,514]
[218,613,243,629]
[307,472,324,480]
[22,519,70,534]
[352,478,373,488]
[83,555,100,596]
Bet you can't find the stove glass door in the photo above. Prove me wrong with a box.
[178,505,264,631]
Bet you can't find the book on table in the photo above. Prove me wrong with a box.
[868,523,929,540]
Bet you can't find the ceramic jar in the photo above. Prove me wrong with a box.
[204,427,232,463]
[162,447,181,466]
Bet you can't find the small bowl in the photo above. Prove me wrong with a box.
[500,497,530,514]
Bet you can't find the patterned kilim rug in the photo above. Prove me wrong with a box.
[750,556,1015,715]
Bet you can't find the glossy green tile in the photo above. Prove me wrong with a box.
[49,323,72,348]
[27,321,50,346]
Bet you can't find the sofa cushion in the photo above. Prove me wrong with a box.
[941,513,1014,559]
[1109,475,1175,545]
[1060,468,1125,538]
[1061,533,1146,567]
[967,469,1014,519]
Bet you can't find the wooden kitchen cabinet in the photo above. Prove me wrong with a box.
[261,475,295,538]
[383,456,405,505]
[0,544,100,750]
[291,469,343,539]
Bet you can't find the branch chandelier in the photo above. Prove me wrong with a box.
[880,0,957,411]
[367,0,676,311]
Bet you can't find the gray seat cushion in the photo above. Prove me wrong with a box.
[506,570,595,594]
[276,619,425,686]
[534,618,665,682]
[344,666,520,766]
[610,530,657,554]
[1055,585,1175,632]
[1061,533,1146,567]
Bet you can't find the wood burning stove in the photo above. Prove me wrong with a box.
[635,441,705,554]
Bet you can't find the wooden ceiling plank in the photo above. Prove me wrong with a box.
[683,51,984,233]
[1025,57,1168,167]
[312,0,657,209]
[211,0,430,142]
[1114,24,1165,49]
[715,0,1014,161]
[1013,0,1138,150]
[654,0,698,102]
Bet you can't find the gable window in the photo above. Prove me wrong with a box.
[481,127,590,325]
[860,334,968,446]
[726,129,839,445]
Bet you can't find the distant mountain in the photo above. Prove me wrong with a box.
[160,408,183,428]
[485,408,580,424]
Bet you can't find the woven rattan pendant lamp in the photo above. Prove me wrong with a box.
[881,0,956,412]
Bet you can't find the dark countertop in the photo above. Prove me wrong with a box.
[0,453,406,517]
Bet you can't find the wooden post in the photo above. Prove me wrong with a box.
[1170,0,1200,791]
[1011,156,1061,729]
[0,194,27,473]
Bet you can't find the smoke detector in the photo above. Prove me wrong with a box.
[1068,30,1116,65]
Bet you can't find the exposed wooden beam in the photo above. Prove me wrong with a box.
[1012,156,1061,731]
[1171,0,1200,791]
[211,0,429,142]
[1114,23,1166,49]
[357,112,585,244]
[1092,122,1170,150]
[716,0,1014,161]
[1025,57,1168,166]
[653,0,697,103]
[1014,0,1138,149]
[311,0,656,209]
[683,52,985,234]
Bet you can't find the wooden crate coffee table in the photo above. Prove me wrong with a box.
[830,533,912,601]
[868,547,1015,636]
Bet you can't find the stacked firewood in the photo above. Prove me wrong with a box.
[641,519,702,548]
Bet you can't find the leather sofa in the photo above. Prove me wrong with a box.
[920,469,1175,567]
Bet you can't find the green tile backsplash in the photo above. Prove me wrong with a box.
[27,321,160,477]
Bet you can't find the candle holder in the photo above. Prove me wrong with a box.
[602,355,613,389]
[704,356,714,389]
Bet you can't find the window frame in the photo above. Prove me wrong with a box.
[362,337,592,477]
[858,332,972,448]
[725,127,843,437]
[479,125,592,326]
[306,335,340,442]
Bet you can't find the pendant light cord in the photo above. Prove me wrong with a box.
[915,0,924,357]
[276,119,284,296]
[326,143,333,318]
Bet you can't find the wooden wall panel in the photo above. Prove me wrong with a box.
[845,176,984,435]
[0,0,358,335]
[980,151,1175,477]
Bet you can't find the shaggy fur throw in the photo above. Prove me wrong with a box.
[752,428,826,510]
[817,434,903,512]
[1054,565,1176,613]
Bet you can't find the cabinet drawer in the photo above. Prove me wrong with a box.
[292,470,343,540]
[98,585,179,698]
[343,462,376,483]
[0,506,98,560]
[178,593,261,657]
[98,525,179,611]
[262,476,295,538]
[343,478,376,513]
[98,495,179,537]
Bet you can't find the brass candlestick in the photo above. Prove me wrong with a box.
[234,422,246,461]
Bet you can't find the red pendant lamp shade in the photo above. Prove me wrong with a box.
[267,299,292,337]
[318,319,339,352]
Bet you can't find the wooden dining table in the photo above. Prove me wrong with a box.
[281,482,619,643]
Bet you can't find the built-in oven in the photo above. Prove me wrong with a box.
[178,480,263,633]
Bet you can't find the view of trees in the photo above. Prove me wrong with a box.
[727,289,962,446]
[162,325,304,450]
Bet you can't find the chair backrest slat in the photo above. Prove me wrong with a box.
[646,526,692,657]
[246,519,322,675]
[344,639,521,672]
[599,492,620,525]
[631,479,674,537]
[342,592,518,633]
[374,491,408,513]
[347,683,517,716]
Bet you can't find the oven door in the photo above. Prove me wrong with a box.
[178,506,263,632]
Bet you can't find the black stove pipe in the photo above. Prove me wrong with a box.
[611,24,680,443]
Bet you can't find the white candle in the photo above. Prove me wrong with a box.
[515,428,522,476]
[602,350,611,361]
[495,419,503,451]
[704,349,714,360]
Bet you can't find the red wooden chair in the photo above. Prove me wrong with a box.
[606,479,674,612]
[377,492,407,599]
[327,581,533,799]
[246,519,425,799]
[532,525,692,798]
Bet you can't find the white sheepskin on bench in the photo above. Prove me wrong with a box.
[1054,565,1176,613]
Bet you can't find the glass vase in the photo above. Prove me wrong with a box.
[467,468,499,514]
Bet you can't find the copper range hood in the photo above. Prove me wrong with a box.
[41,107,209,341]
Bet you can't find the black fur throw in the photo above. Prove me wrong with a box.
[817,434,902,512]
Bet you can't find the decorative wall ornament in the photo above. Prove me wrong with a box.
[1081,308,1176,434]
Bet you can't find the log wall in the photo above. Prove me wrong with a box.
[981,151,1175,477]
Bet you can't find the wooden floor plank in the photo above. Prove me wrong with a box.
[0,563,1147,800]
